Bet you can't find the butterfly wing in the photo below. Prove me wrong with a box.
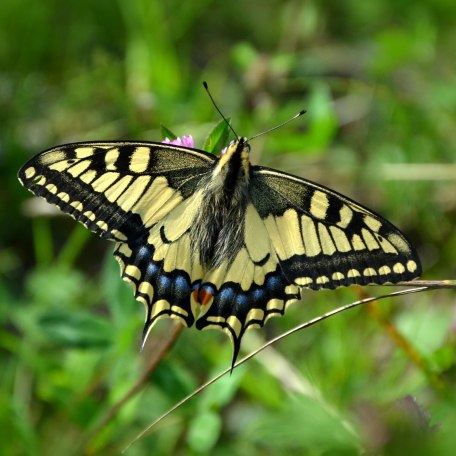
[249,166,421,289]
[18,141,216,329]
[188,165,421,367]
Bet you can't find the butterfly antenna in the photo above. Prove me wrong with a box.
[248,110,306,142]
[203,81,239,139]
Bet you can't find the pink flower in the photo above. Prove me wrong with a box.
[162,135,194,148]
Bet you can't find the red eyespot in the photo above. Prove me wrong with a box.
[192,288,214,306]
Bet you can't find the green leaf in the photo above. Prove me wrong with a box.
[203,118,231,153]
[187,410,222,452]
[38,310,113,348]
[160,124,178,141]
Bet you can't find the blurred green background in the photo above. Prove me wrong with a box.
[2,0,456,454]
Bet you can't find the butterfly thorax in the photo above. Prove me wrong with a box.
[190,138,251,268]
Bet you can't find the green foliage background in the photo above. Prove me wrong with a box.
[2,0,456,454]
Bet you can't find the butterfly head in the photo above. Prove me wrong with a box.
[204,137,251,201]
[215,137,250,176]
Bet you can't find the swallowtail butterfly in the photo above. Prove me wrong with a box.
[18,121,421,366]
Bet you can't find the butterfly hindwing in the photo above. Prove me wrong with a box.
[250,166,421,289]
[194,203,302,363]
[114,190,208,334]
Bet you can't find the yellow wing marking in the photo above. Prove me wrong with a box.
[351,234,366,251]
[129,146,150,173]
[364,215,382,232]
[347,269,361,278]
[244,204,271,263]
[45,184,58,194]
[75,147,96,159]
[309,190,329,219]
[266,298,285,312]
[332,272,345,280]
[105,176,133,203]
[41,150,66,165]
[361,228,379,251]
[363,268,377,277]
[116,176,151,212]
[388,233,412,254]
[160,191,204,242]
[318,223,336,255]
[378,266,391,275]
[105,148,120,171]
[80,169,97,184]
[91,172,120,192]
[329,226,351,252]
[24,167,36,179]
[295,277,313,286]
[67,160,92,178]
[264,209,305,259]
[137,176,183,228]
[57,192,70,202]
[336,204,353,228]
[301,215,321,256]
[393,263,405,274]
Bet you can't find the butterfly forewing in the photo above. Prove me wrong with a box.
[250,166,421,289]
[18,141,215,240]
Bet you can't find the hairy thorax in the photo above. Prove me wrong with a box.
[190,146,250,269]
